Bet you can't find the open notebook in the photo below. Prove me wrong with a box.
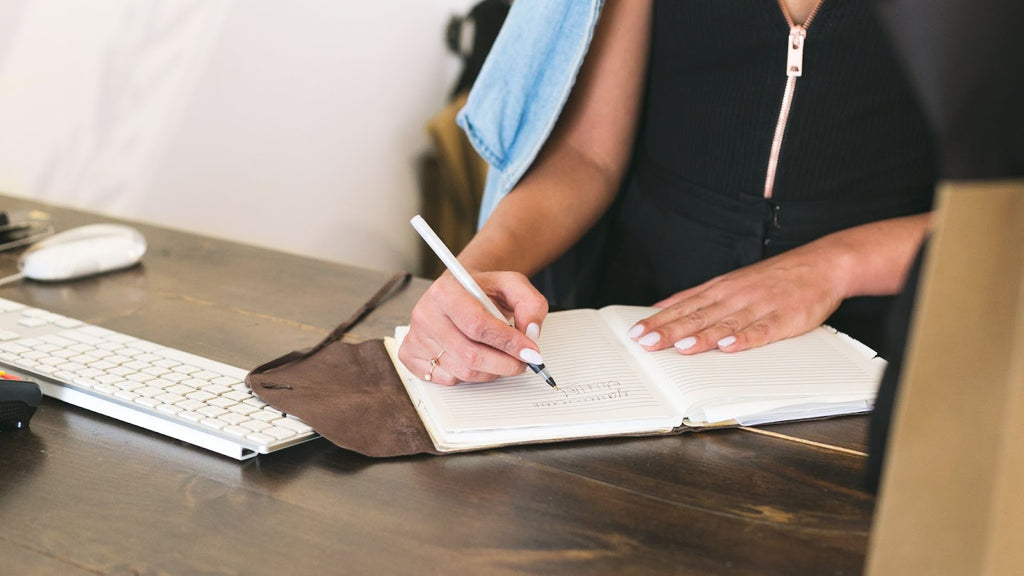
[386,305,885,453]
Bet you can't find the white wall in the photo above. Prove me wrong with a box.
[0,0,478,273]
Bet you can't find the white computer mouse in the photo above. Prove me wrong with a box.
[18,223,147,282]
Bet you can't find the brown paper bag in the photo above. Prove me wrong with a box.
[868,181,1024,574]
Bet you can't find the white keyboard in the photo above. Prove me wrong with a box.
[0,297,317,459]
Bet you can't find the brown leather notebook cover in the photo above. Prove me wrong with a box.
[245,273,439,457]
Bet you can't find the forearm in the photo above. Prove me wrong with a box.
[458,143,621,275]
[457,0,652,276]
[817,212,932,298]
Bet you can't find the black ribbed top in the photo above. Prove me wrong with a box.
[636,0,936,204]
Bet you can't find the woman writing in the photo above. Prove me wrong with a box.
[399,0,935,385]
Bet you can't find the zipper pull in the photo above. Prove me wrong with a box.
[787,26,806,77]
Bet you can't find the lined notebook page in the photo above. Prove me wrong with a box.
[394,309,680,450]
[598,306,887,425]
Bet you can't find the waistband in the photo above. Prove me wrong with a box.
[631,157,934,242]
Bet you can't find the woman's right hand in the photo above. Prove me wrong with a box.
[397,271,549,385]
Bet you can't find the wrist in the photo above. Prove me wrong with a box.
[458,225,539,276]
[826,237,862,300]
[812,213,931,299]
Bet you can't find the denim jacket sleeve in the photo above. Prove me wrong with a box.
[455,0,605,228]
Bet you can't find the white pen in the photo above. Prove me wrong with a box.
[411,215,558,389]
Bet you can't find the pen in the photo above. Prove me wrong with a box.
[410,215,558,390]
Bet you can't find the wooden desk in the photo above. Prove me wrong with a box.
[0,197,875,575]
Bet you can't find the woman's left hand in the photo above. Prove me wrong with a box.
[628,243,846,354]
[626,213,930,354]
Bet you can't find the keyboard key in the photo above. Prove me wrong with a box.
[242,420,271,432]
[116,381,144,392]
[263,426,297,441]
[19,317,49,328]
[225,390,254,402]
[147,378,177,389]
[277,418,315,434]
[201,418,227,430]
[135,386,164,398]
[0,342,31,354]
[179,411,203,423]
[135,397,161,408]
[246,432,275,445]
[156,404,181,416]
[155,392,186,405]
[251,409,282,423]
[186,390,216,403]
[73,377,99,389]
[229,403,260,416]
[176,399,206,412]
[198,405,228,419]
[207,396,238,409]
[223,425,249,437]
[166,384,196,395]
[40,335,77,347]
[217,413,250,426]
[202,384,232,396]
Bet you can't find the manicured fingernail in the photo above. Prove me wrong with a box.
[526,322,541,342]
[520,348,544,365]
[674,336,696,351]
[627,324,644,339]
[717,335,737,348]
[638,332,661,346]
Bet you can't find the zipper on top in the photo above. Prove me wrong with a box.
[762,0,824,200]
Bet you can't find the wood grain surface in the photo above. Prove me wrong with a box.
[0,195,874,575]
